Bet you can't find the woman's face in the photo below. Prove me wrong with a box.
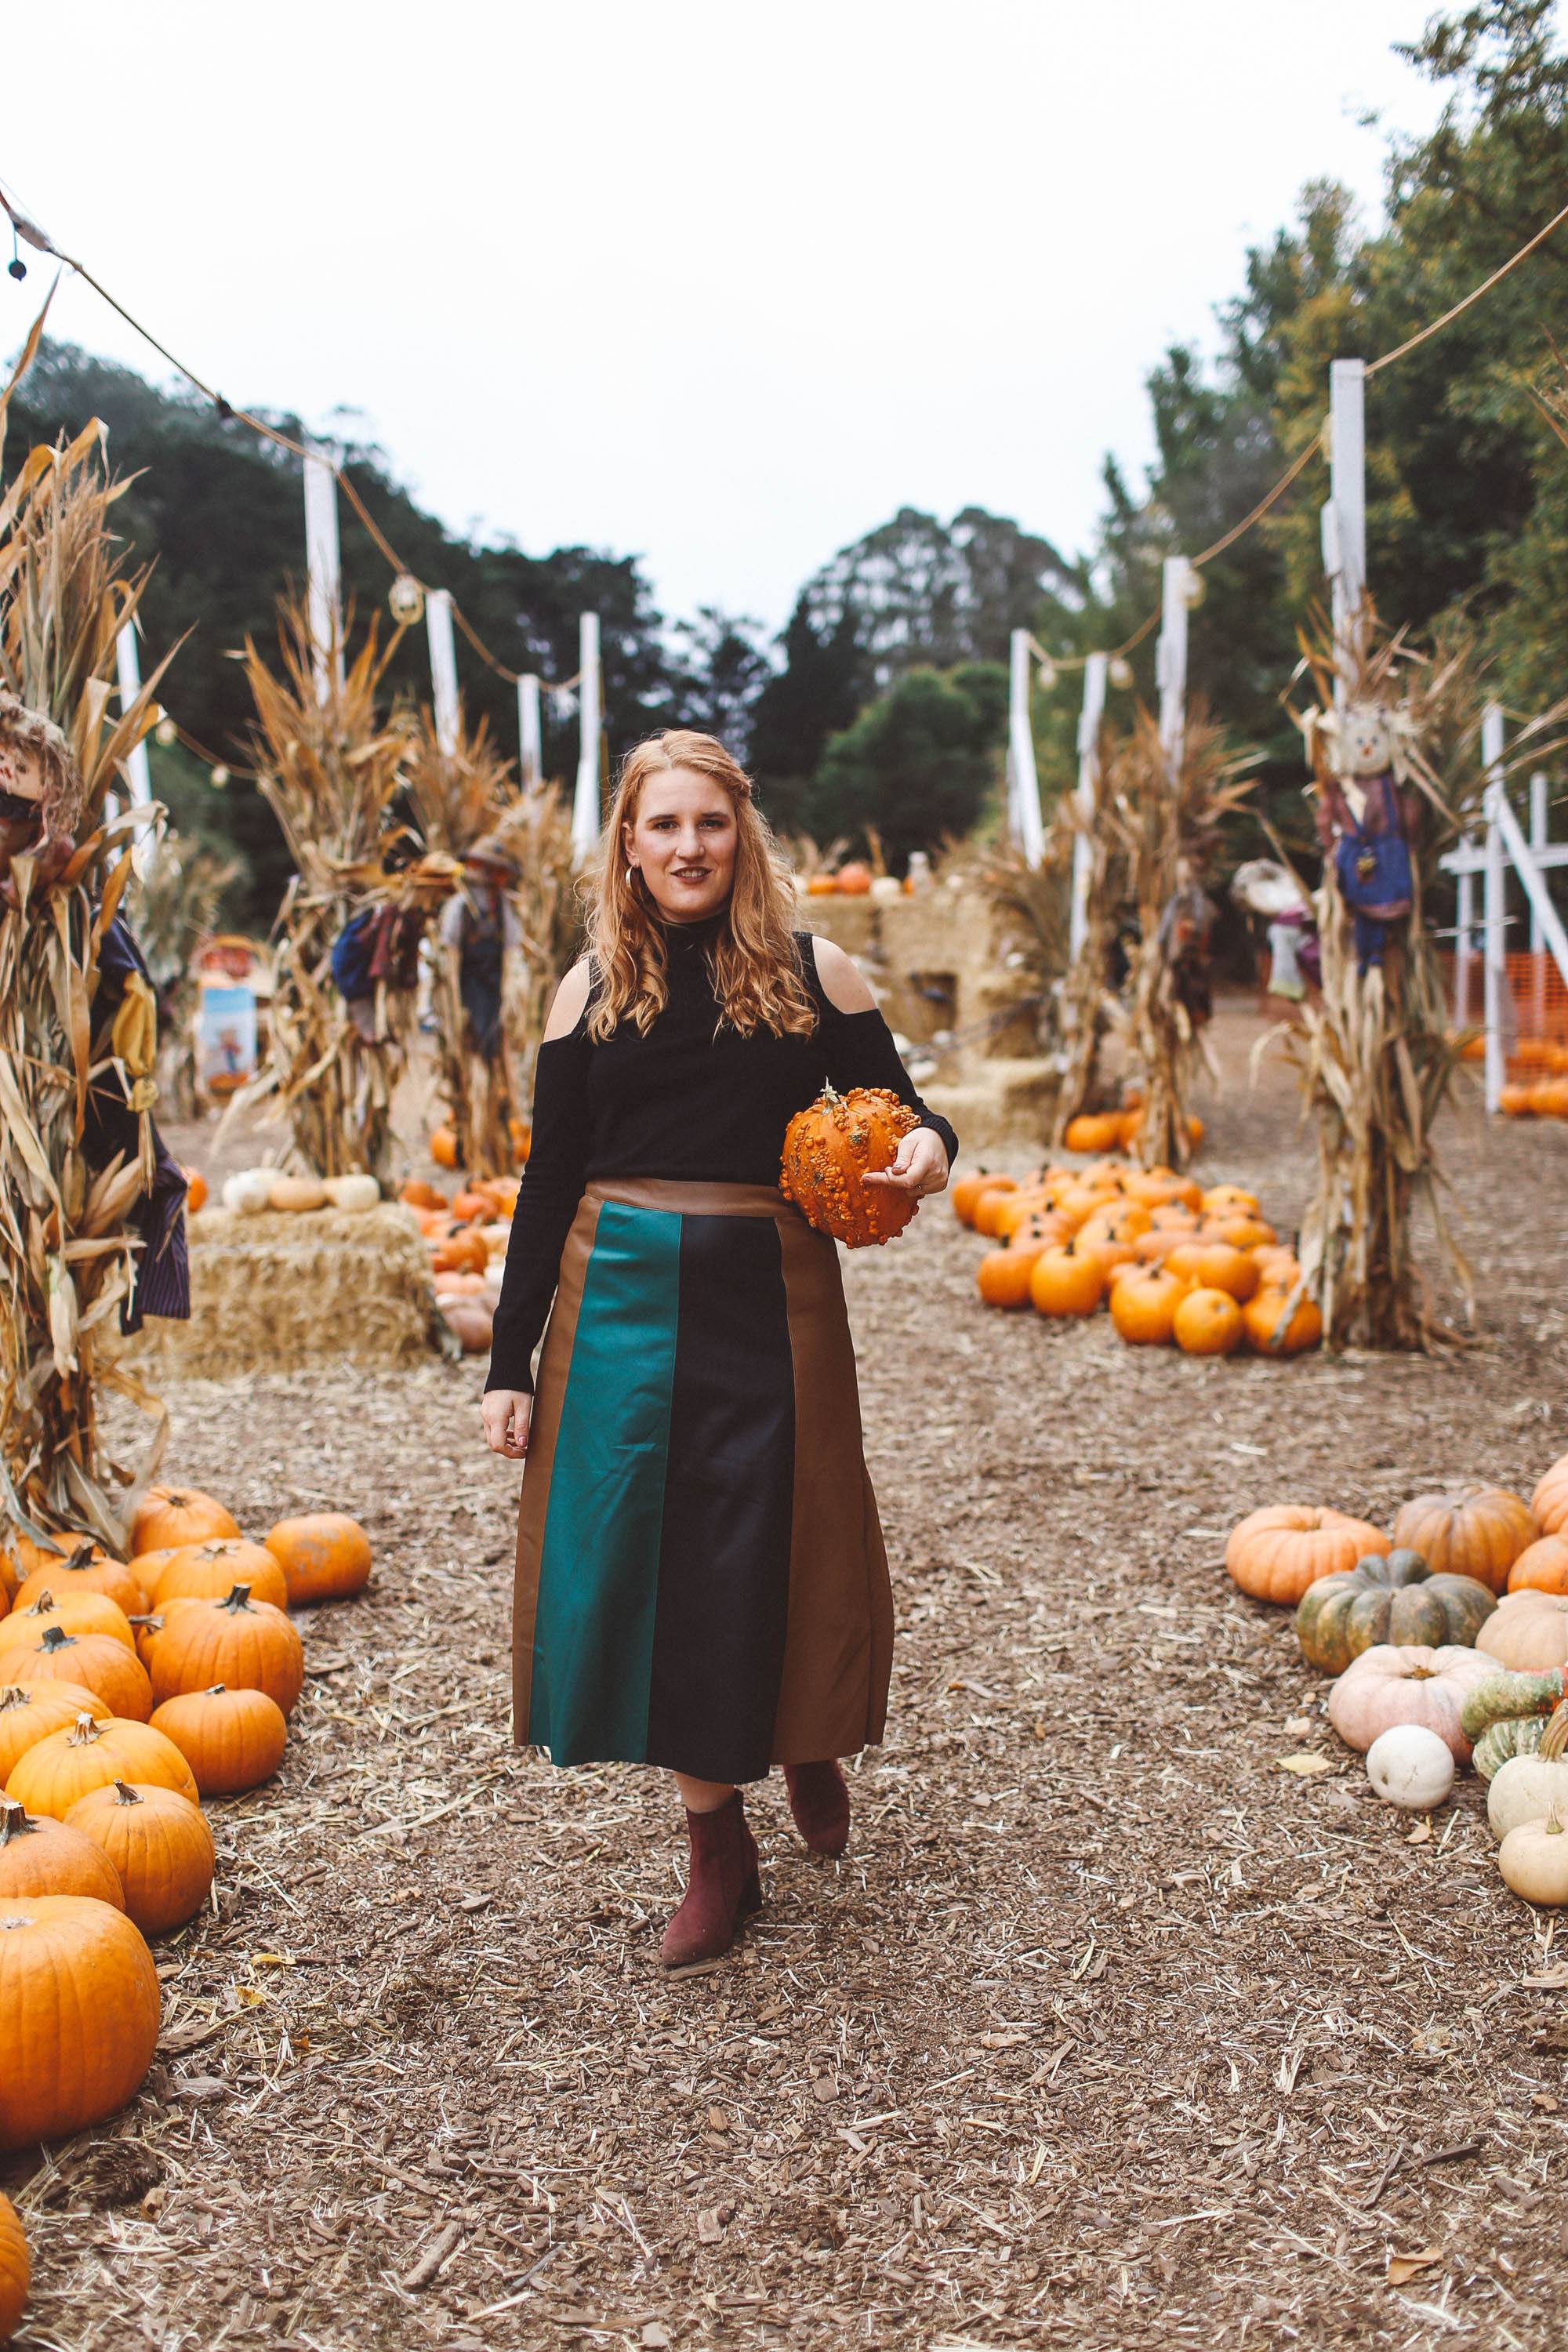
[625,768,737,923]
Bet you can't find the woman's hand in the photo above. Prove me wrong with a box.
[481,1389,533,1459]
[862,1127,949,1203]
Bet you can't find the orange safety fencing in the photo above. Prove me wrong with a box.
[1440,950,1568,1112]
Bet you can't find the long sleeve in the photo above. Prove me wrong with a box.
[819,1004,958,1165]
[485,1027,592,1394]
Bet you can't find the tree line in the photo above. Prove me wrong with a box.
[10,0,1566,923]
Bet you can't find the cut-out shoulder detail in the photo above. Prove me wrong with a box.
[807,933,877,1016]
[543,958,593,1041]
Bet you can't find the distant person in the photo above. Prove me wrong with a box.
[479,731,955,1968]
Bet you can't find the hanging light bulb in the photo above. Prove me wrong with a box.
[209,764,230,790]
[388,573,425,627]
[552,688,579,720]
[154,716,177,749]
[1109,656,1134,690]
[1182,567,1207,611]
[1036,659,1057,693]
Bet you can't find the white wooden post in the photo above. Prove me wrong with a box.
[1481,702,1508,1115]
[1327,358,1367,701]
[426,590,460,758]
[1455,856,1473,1025]
[1071,652,1107,957]
[572,614,602,859]
[114,620,155,865]
[1531,770,1548,1036]
[1156,557,1189,773]
[303,439,343,702]
[518,673,543,792]
[1007,629,1046,866]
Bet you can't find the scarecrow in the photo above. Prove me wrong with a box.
[0,690,188,1328]
[1306,699,1415,974]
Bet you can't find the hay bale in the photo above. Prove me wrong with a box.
[924,1059,1058,1153]
[126,1203,446,1377]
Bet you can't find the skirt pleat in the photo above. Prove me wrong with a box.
[512,1178,893,1782]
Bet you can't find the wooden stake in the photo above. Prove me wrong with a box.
[303,438,343,702]
[572,614,602,860]
[1156,558,1189,772]
[426,590,460,759]
[1481,701,1507,1116]
[1327,359,1367,700]
[1071,654,1107,957]
[518,673,543,792]
[1007,630,1046,866]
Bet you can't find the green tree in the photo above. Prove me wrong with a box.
[748,593,862,833]
[809,662,1007,867]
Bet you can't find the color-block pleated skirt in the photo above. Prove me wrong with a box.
[512,1179,894,1784]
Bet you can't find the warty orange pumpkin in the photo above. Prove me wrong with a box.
[779,1086,921,1247]
[0,1894,162,2151]
[64,1782,215,1938]
[0,1795,125,1907]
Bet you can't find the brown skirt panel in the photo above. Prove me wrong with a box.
[510,1177,893,1770]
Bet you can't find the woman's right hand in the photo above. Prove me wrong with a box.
[481,1389,533,1460]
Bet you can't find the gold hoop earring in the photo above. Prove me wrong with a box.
[626,866,637,887]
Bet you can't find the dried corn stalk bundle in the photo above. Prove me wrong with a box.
[1102,705,1256,1169]
[405,709,521,1174]
[132,829,238,1118]
[492,782,584,1116]
[1280,609,1489,1348]
[234,600,446,1185]
[956,833,1072,1058]
[0,316,174,1552]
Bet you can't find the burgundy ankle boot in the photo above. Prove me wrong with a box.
[660,1792,762,1967]
[784,1760,851,1857]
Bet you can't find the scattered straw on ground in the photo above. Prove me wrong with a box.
[5,1004,1568,2351]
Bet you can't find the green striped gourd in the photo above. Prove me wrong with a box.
[1294,1550,1495,1675]
[1458,1665,1568,1743]
[1472,1714,1548,1784]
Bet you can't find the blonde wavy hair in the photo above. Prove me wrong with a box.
[586,730,818,1043]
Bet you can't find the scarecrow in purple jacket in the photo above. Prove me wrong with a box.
[1308,699,1416,974]
[0,691,189,1329]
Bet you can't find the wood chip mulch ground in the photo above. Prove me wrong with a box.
[5,1008,1568,2351]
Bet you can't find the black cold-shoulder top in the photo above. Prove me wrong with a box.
[485,921,958,1394]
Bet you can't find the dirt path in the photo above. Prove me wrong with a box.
[7,1010,1568,2351]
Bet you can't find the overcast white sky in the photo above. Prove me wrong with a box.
[0,2,1502,633]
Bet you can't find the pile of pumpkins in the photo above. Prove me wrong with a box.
[216,1168,384,1218]
[399,1173,517,1354]
[955,1152,1320,1359]
[0,1485,372,2337]
[1226,1453,1568,1907]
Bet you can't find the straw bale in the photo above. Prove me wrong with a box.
[124,1203,445,1377]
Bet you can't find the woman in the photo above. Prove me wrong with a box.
[481,730,954,1967]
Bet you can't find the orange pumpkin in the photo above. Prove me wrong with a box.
[804,873,838,897]
[0,1682,112,1783]
[1200,1185,1258,1218]
[779,1086,920,1248]
[151,1541,289,1614]
[835,860,873,895]
[1392,1486,1538,1594]
[146,1587,305,1716]
[0,1895,162,2154]
[400,1178,447,1210]
[1109,1268,1187,1345]
[6,1626,153,1721]
[450,1189,492,1222]
[181,1167,209,1213]
[1509,1536,1568,1595]
[64,1782,215,1938]
[6,1711,198,1819]
[434,1229,489,1276]
[263,1514,372,1607]
[1210,1215,1277,1252]
[1062,1113,1122,1156]
[1225,1504,1392,1604]
[1172,1287,1244,1356]
[976,1250,1039,1310]
[13,1547,147,1624]
[150,1686,289,1796]
[1534,1454,1568,1538]
[0,1795,125,1908]
[1242,1288,1323,1357]
[1029,1243,1104,1319]
[132,1486,239,1556]
[0,2189,29,2343]
[1188,1242,1261,1303]
[0,1591,136,1660]
[950,1171,997,1225]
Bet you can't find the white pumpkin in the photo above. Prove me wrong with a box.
[222,1168,274,1217]
[1327,1643,1492,1762]
[322,1174,381,1213]
[1365,1723,1454,1812]
[1498,1806,1568,1906]
[1486,1705,1568,1841]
